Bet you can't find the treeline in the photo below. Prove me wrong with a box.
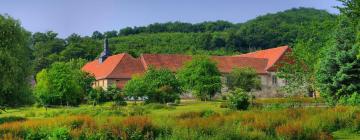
[30,7,336,74]
[0,7,339,107]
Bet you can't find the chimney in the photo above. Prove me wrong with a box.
[99,38,110,63]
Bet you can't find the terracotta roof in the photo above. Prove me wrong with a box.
[140,54,268,74]
[212,56,268,74]
[237,46,290,71]
[140,54,192,72]
[82,53,145,80]
[82,46,290,80]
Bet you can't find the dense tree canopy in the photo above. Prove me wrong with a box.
[316,0,360,105]
[34,59,94,106]
[0,14,33,107]
[177,56,222,101]
[124,67,182,104]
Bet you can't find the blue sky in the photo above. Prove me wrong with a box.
[0,0,341,38]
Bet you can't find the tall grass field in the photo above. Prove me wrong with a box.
[0,98,359,140]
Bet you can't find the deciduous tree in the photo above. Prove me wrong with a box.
[0,14,33,107]
[177,56,222,101]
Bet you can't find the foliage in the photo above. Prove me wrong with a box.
[227,88,250,110]
[123,75,147,102]
[109,85,127,106]
[0,14,33,107]
[118,20,236,36]
[35,60,94,106]
[226,67,260,92]
[124,67,182,104]
[237,8,336,50]
[316,15,360,105]
[142,67,182,104]
[32,31,67,73]
[88,87,107,106]
[177,56,222,101]
[1,101,360,139]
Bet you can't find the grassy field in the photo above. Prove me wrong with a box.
[0,98,360,140]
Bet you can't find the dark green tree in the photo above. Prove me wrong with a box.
[32,31,66,73]
[316,16,360,105]
[0,14,33,107]
[104,30,118,38]
[91,31,104,40]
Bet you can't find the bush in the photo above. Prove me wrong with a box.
[122,116,158,139]
[49,127,71,140]
[0,116,27,125]
[228,88,250,110]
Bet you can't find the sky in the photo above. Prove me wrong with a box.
[0,0,341,38]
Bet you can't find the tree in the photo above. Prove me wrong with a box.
[34,60,93,106]
[316,15,360,105]
[0,14,33,107]
[226,67,260,92]
[32,31,66,73]
[60,37,101,61]
[123,67,182,104]
[177,56,222,101]
[123,75,147,103]
[237,8,335,50]
[104,30,118,38]
[142,67,182,104]
[91,31,104,40]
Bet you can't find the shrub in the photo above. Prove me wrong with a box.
[49,127,71,140]
[0,116,26,125]
[226,67,261,92]
[219,102,228,108]
[122,116,157,139]
[228,88,250,110]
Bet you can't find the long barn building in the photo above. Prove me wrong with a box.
[82,39,291,97]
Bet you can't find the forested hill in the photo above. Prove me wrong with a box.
[31,7,336,73]
[107,7,336,56]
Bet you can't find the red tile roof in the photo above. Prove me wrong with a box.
[212,56,268,74]
[141,54,268,74]
[140,54,192,72]
[82,46,290,80]
[237,46,290,71]
[82,53,144,80]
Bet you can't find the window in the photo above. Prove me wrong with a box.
[272,76,278,86]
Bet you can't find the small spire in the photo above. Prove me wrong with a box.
[99,38,110,63]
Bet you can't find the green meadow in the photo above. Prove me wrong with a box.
[1,98,360,140]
